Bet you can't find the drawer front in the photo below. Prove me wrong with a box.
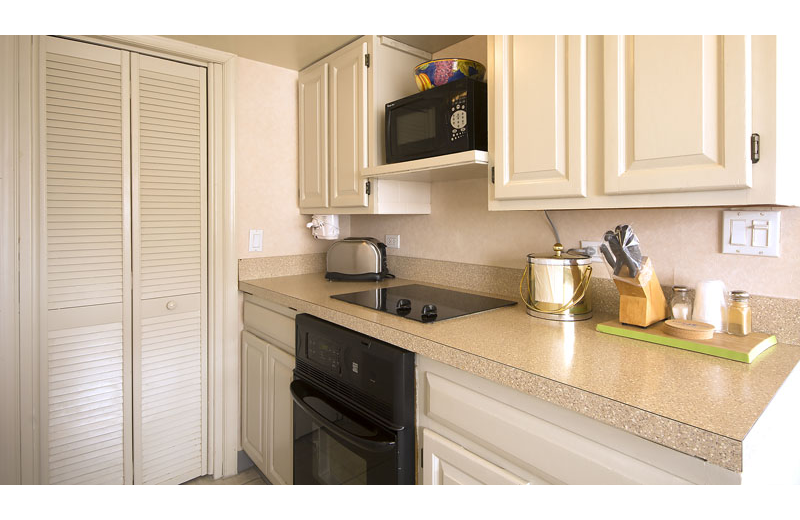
[424,371,690,485]
[243,300,296,354]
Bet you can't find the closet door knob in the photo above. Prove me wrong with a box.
[166,301,177,310]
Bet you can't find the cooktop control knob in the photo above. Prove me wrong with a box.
[396,298,412,316]
[421,304,438,322]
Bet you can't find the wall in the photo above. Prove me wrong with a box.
[236,57,349,259]
[349,36,800,300]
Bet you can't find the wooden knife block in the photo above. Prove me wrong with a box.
[613,258,667,327]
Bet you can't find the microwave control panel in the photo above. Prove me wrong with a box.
[450,92,468,141]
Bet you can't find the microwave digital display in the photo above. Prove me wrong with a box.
[385,77,487,164]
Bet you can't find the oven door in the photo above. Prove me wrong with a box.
[290,379,400,485]
[386,89,455,163]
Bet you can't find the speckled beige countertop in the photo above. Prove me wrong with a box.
[239,273,800,473]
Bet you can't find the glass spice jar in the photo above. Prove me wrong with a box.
[670,286,693,320]
[728,290,752,336]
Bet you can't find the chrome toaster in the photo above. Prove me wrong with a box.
[325,237,391,281]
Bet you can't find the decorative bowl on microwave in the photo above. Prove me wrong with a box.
[413,58,486,91]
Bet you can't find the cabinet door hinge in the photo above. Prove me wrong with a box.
[751,133,760,164]
[491,166,495,184]
[365,53,370,68]
[365,180,371,195]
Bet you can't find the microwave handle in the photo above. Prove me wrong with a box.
[290,379,397,453]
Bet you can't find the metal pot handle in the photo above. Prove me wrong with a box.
[519,264,592,314]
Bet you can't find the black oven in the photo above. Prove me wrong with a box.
[292,314,415,485]
[385,77,487,164]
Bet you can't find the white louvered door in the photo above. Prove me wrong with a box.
[41,36,132,485]
[131,54,207,485]
[41,36,207,485]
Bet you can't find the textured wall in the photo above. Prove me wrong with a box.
[236,57,349,259]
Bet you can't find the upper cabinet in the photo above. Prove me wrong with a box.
[491,35,587,200]
[603,36,751,195]
[490,35,798,211]
[298,36,431,215]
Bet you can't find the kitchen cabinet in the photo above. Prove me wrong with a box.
[416,356,738,484]
[491,35,587,200]
[298,36,431,215]
[489,35,798,210]
[241,294,296,484]
[422,428,530,485]
[603,36,751,195]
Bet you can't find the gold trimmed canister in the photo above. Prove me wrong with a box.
[521,244,593,321]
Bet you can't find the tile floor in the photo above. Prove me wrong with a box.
[182,466,270,485]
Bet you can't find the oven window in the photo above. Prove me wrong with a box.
[293,396,399,485]
[314,428,368,485]
[395,106,436,145]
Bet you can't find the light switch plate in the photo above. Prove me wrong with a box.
[722,210,780,257]
[249,229,263,252]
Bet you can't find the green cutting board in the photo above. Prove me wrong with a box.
[596,320,777,363]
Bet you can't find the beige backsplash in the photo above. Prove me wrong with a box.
[349,177,800,300]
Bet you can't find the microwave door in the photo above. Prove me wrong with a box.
[389,91,449,162]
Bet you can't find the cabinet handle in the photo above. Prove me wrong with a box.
[166,301,177,310]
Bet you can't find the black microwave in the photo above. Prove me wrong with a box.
[384,77,487,164]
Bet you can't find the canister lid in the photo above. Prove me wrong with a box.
[527,243,591,266]
[672,285,689,293]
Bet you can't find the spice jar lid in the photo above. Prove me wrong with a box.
[527,243,591,266]
[672,285,689,293]
[731,290,750,301]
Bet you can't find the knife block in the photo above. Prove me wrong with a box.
[613,258,667,327]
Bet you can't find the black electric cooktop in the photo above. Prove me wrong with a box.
[330,284,517,323]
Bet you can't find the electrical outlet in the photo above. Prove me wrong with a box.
[580,240,603,263]
[385,234,400,249]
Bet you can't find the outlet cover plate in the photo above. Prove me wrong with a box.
[385,234,400,248]
[580,240,604,263]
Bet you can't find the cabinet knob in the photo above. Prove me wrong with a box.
[166,301,177,311]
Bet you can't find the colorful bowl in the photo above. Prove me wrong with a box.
[413,58,486,91]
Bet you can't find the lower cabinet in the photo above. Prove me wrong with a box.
[417,356,740,485]
[266,345,294,485]
[241,295,297,484]
[422,429,530,485]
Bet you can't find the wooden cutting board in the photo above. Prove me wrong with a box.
[596,320,777,363]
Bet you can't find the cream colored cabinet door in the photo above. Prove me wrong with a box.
[298,62,329,209]
[266,344,295,485]
[241,332,268,475]
[491,35,587,200]
[422,429,529,485]
[329,41,369,208]
[604,36,752,194]
[131,54,207,485]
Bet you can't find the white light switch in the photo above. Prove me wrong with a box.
[722,210,780,257]
[730,220,747,245]
[249,229,263,252]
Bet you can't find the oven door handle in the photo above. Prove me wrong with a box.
[290,379,397,453]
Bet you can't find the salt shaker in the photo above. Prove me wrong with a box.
[670,286,693,320]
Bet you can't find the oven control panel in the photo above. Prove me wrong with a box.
[306,336,341,374]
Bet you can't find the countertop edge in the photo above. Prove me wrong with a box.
[239,279,744,473]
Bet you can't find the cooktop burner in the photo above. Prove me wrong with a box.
[330,284,517,323]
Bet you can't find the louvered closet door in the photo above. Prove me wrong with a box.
[41,36,132,485]
[131,54,207,485]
